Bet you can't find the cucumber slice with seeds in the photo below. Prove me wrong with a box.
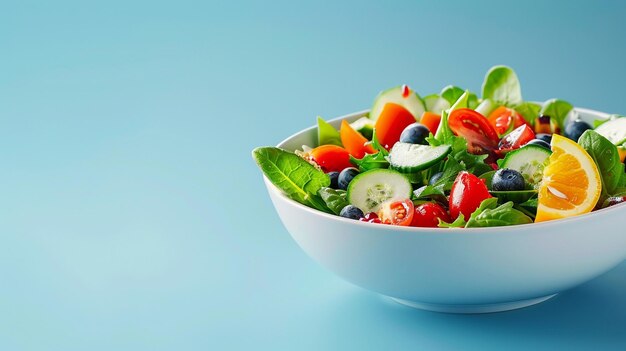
[388,142,452,174]
[370,86,425,122]
[500,145,551,187]
[347,169,412,213]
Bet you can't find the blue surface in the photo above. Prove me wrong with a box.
[2,1,626,349]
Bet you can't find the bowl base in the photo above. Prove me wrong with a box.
[391,294,557,314]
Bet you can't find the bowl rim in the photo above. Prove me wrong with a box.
[264,106,626,234]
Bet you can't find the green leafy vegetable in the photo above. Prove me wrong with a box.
[317,117,342,147]
[514,102,541,127]
[438,214,466,228]
[481,65,523,106]
[318,188,349,215]
[423,93,451,114]
[578,130,626,203]
[413,185,447,204]
[439,198,532,228]
[432,109,455,144]
[350,152,389,172]
[369,128,389,156]
[539,99,573,133]
[441,86,479,109]
[252,147,331,213]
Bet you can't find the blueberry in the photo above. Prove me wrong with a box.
[399,123,430,145]
[429,171,444,185]
[339,205,364,220]
[338,167,359,190]
[525,139,551,150]
[535,133,552,144]
[492,168,526,191]
[327,171,339,189]
[564,120,592,142]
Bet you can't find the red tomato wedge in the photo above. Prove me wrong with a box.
[449,171,492,220]
[488,106,530,135]
[498,124,536,154]
[410,202,451,228]
[420,111,442,134]
[340,120,376,158]
[374,103,417,150]
[448,108,499,154]
[309,145,352,172]
[378,199,414,226]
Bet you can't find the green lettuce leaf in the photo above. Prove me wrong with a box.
[481,65,523,106]
[578,130,626,203]
[252,147,331,212]
[350,152,389,172]
[540,99,573,133]
[317,116,342,147]
[465,198,532,227]
[441,86,479,109]
[514,101,541,127]
[318,188,349,215]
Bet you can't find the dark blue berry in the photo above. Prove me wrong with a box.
[525,139,551,150]
[399,123,430,145]
[339,205,364,220]
[429,171,444,185]
[564,120,592,142]
[327,171,339,189]
[338,167,359,190]
[535,133,552,144]
[492,168,526,191]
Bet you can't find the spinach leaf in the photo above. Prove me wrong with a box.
[317,116,342,147]
[369,128,389,156]
[350,152,389,172]
[438,214,466,228]
[423,93,451,114]
[539,99,573,133]
[578,130,625,201]
[432,110,455,144]
[481,65,523,106]
[252,147,331,212]
[413,185,447,204]
[318,188,349,215]
[514,102,541,127]
[441,86,479,109]
[465,198,532,227]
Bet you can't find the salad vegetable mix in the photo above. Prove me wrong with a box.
[253,66,626,228]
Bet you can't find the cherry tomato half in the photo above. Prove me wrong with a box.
[411,202,451,227]
[488,106,530,136]
[340,120,376,158]
[309,145,352,172]
[448,108,499,154]
[374,103,417,150]
[449,171,492,220]
[378,199,415,226]
[498,124,536,154]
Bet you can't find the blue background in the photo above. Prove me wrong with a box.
[2,0,626,349]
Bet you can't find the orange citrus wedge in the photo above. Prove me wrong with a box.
[535,134,601,222]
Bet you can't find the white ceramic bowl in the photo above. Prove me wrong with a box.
[263,107,626,313]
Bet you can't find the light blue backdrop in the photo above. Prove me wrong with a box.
[2,1,626,350]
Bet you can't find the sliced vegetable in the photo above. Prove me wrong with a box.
[499,144,551,187]
[498,124,536,153]
[310,145,353,172]
[420,111,442,134]
[488,106,530,136]
[378,199,414,226]
[340,120,376,158]
[369,85,425,122]
[347,169,412,213]
[449,171,492,220]
[350,117,375,140]
[423,94,450,114]
[475,98,496,117]
[388,142,452,173]
[374,103,417,150]
[411,202,451,227]
[595,116,626,146]
[448,108,499,154]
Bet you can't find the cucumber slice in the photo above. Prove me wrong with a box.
[350,117,374,140]
[388,142,452,174]
[370,86,425,122]
[347,169,412,213]
[423,94,451,114]
[595,116,626,145]
[500,145,551,187]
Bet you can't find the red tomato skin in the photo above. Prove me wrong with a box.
[449,171,492,220]
[498,124,536,154]
[309,145,352,172]
[448,109,499,154]
[488,106,530,135]
[410,202,451,227]
[378,199,415,226]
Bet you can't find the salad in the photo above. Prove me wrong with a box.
[253,66,626,228]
